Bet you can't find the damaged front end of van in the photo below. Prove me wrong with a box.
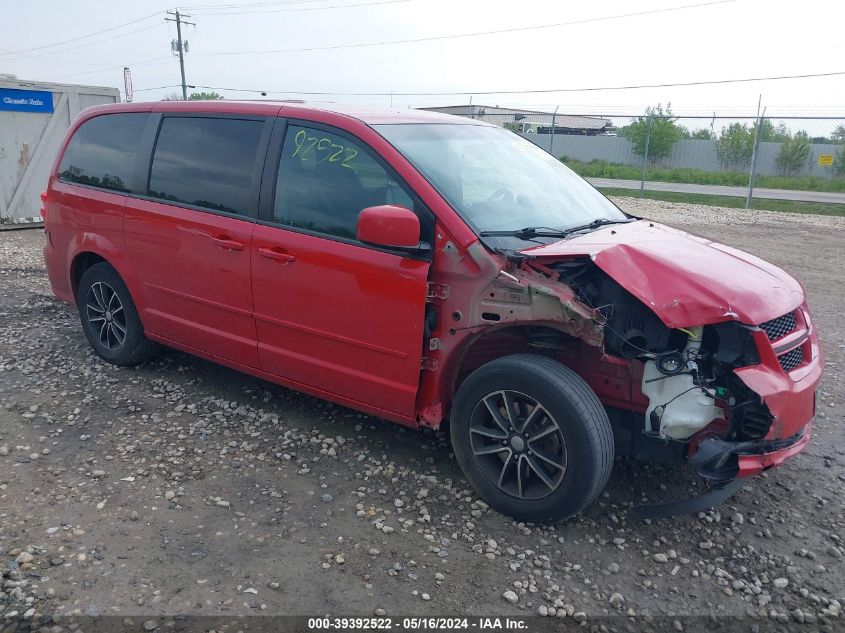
[526,221,821,514]
[421,219,822,517]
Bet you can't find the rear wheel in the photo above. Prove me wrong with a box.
[77,263,156,366]
[450,354,614,522]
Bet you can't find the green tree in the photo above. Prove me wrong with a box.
[676,126,712,140]
[758,119,791,143]
[189,91,224,100]
[830,119,845,174]
[715,123,755,169]
[775,131,812,176]
[622,104,683,163]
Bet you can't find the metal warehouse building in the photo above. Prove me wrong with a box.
[419,104,613,135]
[1,75,119,226]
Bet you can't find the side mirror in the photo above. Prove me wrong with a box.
[357,205,425,251]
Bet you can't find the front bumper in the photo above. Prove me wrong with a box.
[734,304,822,441]
[633,425,811,519]
[737,423,812,477]
[701,312,821,480]
[691,423,812,482]
[635,304,821,519]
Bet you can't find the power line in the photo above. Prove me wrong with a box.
[0,11,163,56]
[3,1,727,77]
[2,22,166,61]
[194,0,735,56]
[183,0,360,9]
[134,84,182,92]
[187,70,845,98]
[7,56,119,69]
[50,56,173,80]
[192,0,409,16]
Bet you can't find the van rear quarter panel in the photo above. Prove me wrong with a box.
[44,181,129,303]
[45,104,156,303]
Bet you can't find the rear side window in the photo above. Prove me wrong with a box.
[148,117,264,215]
[58,113,147,192]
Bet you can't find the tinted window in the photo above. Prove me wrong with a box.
[148,117,264,215]
[274,124,418,240]
[58,113,147,192]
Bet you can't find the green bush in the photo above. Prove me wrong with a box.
[619,104,684,163]
[715,123,755,170]
[775,132,812,176]
[598,187,845,217]
[560,158,845,192]
[688,128,713,140]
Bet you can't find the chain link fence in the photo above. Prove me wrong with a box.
[420,105,845,215]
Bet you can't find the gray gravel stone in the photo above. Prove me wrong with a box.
[502,590,519,604]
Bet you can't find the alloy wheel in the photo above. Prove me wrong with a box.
[469,390,568,500]
[85,281,127,350]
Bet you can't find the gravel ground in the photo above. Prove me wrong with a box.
[0,200,843,628]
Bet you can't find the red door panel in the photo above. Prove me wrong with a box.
[124,198,258,366]
[252,225,429,418]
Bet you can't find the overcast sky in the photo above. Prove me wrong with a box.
[3,0,844,123]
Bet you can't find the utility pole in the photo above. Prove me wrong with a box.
[549,105,559,158]
[165,9,195,100]
[639,114,653,198]
[746,96,765,210]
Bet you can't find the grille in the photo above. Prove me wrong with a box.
[738,406,774,439]
[778,347,804,372]
[760,311,797,341]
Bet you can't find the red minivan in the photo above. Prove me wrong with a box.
[43,101,822,521]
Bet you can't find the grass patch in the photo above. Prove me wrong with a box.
[562,158,845,193]
[598,187,845,217]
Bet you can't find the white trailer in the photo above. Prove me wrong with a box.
[0,75,120,226]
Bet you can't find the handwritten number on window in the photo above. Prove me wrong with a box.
[291,128,358,172]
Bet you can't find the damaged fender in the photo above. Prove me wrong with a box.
[415,239,605,428]
[472,264,605,346]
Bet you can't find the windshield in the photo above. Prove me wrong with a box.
[375,123,628,248]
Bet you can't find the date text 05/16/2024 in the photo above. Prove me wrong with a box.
[307,617,528,630]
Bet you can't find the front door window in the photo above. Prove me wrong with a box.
[274,124,417,240]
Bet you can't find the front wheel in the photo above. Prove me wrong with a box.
[450,354,614,523]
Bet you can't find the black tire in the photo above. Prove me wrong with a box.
[77,262,157,366]
[450,354,613,523]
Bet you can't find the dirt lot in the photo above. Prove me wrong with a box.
[1,200,843,629]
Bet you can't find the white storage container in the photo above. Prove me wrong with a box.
[0,75,120,226]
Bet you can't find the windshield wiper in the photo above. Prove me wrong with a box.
[479,218,632,240]
[563,217,633,235]
[480,226,569,238]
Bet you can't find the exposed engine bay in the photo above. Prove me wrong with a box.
[554,258,774,444]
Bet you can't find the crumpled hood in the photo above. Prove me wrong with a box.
[522,220,804,328]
